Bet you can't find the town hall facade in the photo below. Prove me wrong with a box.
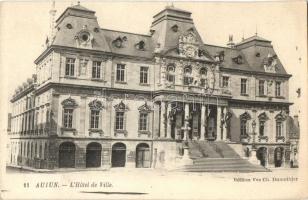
[7,3,299,171]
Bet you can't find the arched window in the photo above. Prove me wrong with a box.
[199,67,207,87]
[166,64,175,84]
[114,101,129,136]
[183,66,193,85]
[61,97,78,129]
[89,100,103,130]
[258,112,269,137]
[240,112,251,136]
[275,112,286,139]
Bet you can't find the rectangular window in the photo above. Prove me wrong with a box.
[200,78,206,87]
[90,110,100,129]
[222,76,229,88]
[167,74,175,84]
[140,66,149,84]
[115,112,124,130]
[183,77,193,85]
[241,78,247,95]
[116,64,125,82]
[63,109,73,128]
[240,120,247,136]
[259,80,265,96]
[276,121,282,137]
[275,81,281,97]
[259,121,265,136]
[92,61,101,79]
[139,113,148,131]
[65,58,75,76]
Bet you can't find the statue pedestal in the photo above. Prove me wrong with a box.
[176,145,193,167]
[249,149,260,165]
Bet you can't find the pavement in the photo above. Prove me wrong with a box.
[2,166,302,200]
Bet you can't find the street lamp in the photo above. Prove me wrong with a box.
[252,120,257,149]
[249,119,259,165]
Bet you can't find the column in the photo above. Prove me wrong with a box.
[216,106,222,141]
[159,101,166,138]
[200,104,206,140]
[166,102,172,139]
[222,107,227,141]
[184,103,190,140]
[153,103,160,139]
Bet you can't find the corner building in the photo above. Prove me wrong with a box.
[8,4,294,170]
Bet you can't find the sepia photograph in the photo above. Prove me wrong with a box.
[0,1,307,199]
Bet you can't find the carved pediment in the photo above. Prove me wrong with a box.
[275,111,287,121]
[61,97,78,108]
[89,100,103,110]
[179,31,199,58]
[114,101,129,111]
[240,111,251,120]
[258,112,269,121]
[138,102,152,112]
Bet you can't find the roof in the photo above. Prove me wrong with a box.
[101,29,154,59]
[236,35,271,46]
[42,4,290,76]
[69,4,95,13]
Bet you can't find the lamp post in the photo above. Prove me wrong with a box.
[249,120,259,165]
[251,120,257,150]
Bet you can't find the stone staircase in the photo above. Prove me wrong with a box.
[178,141,269,172]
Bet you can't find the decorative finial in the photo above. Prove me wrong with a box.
[171,2,174,7]
[78,1,80,5]
[255,24,258,36]
[242,30,245,41]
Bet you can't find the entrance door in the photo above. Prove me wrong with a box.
[86,142,102,168]
[136,143,150,168]
[59,142,75,168]
[111,143,126,167]
[257,147,267,167]
[274,147,284,167]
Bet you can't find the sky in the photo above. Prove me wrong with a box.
[0,1,306,117]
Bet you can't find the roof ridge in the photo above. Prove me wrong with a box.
[101,28,151,37]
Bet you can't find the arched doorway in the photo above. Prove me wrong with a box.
[59,142,75,168]
[111,143,126,167]
[257,147,267,167]
[86,142,102,168]
[274,147,284,167]
[136,143,150,168]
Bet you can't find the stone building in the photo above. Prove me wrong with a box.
[8,3,295,171]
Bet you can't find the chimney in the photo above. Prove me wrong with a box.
[227,34,235,48]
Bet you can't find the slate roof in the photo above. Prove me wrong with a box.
[101,29,154,58]
[46,4,290,76]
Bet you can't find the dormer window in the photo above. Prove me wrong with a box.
[75,30,93,49]
[136,41,145,50]
[66,23,73,29]
[233,55,243,64]
[171,25,178,32]
[93,27,99,33]
[256,52,261,57]
[81,33,90,42]
[113,37,123,48]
